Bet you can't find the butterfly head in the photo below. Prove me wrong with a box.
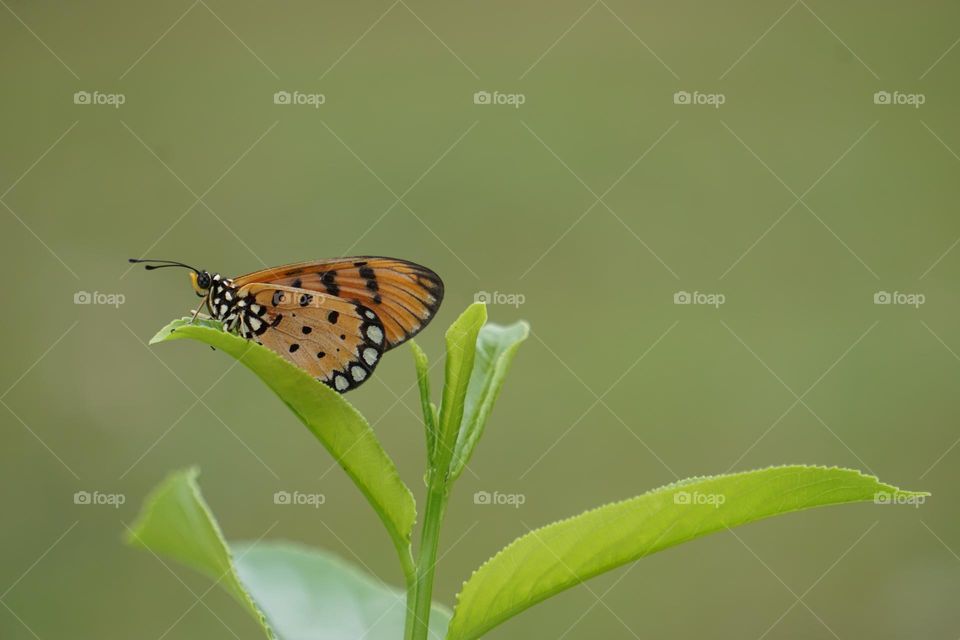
[189,270,213,296]
[128,258,213,297]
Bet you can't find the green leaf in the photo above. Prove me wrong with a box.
[235,542,451,640]
[150,318,416,559]
[125,468,275,639]
[127,468,450,640]
[450,321,529,481]
[436,304,487,474]
[447,465,928,640]
[410,339,437,466]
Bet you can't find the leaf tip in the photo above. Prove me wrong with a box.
[124,466,202,547]
[446,303,488,341]
[149,317,189,344]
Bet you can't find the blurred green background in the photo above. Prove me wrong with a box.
[2,1,959,638]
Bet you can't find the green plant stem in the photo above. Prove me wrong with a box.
[401,547,418,640]
[409,476,449,640]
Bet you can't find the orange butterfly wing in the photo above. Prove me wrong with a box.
[237,282,386,392]
[233,257,443,350]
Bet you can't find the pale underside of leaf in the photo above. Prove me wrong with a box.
[448,465,928,640]
[235,542,451,640]
[451,321,529,480]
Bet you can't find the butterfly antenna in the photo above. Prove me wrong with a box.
[128,258,200,274]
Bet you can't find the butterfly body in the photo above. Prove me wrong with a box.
[133,257,443,393]
[203,274,265,337]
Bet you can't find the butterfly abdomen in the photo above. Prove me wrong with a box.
[205,275,267,340]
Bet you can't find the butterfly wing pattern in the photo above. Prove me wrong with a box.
[241,283,386,392]
[232,257,443,348]
[204,257,443,393]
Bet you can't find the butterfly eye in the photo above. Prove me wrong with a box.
[197,273,211,289]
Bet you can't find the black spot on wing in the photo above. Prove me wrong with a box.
[319,271,339,296]
[358,266,379,294]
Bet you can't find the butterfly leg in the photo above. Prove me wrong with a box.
[188,296,208,324]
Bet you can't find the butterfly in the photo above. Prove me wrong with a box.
[131,257,444,392]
